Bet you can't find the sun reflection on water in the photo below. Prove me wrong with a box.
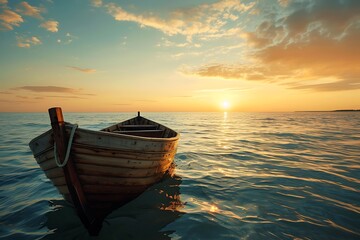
[201,201,219,214]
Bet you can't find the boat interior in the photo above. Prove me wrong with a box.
[112,124,164,138]
[101,116,177,139]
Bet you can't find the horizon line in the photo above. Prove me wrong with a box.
[1,109,359,114]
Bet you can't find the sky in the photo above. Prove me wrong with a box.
[0,0,359,112]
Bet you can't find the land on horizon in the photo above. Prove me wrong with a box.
[296,109,360,112]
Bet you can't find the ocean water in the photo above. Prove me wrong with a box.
[0,112,359,240]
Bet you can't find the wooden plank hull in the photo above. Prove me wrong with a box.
[29,115,179,217]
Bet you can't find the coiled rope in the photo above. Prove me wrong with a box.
[54,124,78,167]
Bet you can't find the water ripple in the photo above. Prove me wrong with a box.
[0,112,359,239]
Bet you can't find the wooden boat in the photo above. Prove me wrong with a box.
[29,108,179,235]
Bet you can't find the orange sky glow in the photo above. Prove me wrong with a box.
[0,0,359,112]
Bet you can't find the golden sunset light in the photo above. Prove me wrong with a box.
[1,2,360,238]
[222,101,230,110]
[0,0,359,112]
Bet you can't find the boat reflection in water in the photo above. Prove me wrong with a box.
[43,167,184,239]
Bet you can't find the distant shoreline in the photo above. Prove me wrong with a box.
[296,109,360,112]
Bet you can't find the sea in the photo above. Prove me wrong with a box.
[0,112,359,240]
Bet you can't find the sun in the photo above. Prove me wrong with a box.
[222,101,230,110]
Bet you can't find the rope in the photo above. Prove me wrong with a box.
[54,124,78,168]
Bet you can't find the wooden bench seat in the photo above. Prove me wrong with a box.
[113,129,164,138]
[119,125,158,130]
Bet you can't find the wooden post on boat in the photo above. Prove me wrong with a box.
[48,107,101,236]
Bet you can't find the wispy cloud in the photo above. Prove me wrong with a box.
[14,86,79,93]
[45,95,88,99]
[290,79,360,92]
[0,9,23,30]
[195,87,249,93]
[186,0,360,91]
[103,0,255,40]
[91,0,102,7]
[0,99,35,104]
[1,1,57,34]
[57,32,77,45]
[16,95,29,99]
[6,85,96,102]
[113,103,132,106]
[171,95,193,98]
[16,1,42,19]
[278,0,289,7]
[134,99,158,102]
[1,92,90,105]
[182,64,255,80]
[17,36,42,48]
[40,20,59,32]
[157,37,201,48]
[68,66,96,73]
[105,3,180,36]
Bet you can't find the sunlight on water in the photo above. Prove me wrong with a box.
[0,112,359,239]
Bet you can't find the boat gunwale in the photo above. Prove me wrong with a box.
[29,118,179,160]
[94,128,180,142]
[29,121,180,147]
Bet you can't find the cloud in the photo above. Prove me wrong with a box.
[91,0,102,7]
[12,86,95,99]
[113,103,132,106]
[290,79,360,92]
[157,37,201,48]
[0,9,23,30]
[68,66,96,73]
[105,3,180,36]
[2,85,96,105]
[104,0,255,39]
[40,20,59,32]
[186,63,276,82]
[278,0,289,7]
[17,36,42,48]
[134,99,158,102]
[0,1,45,30]
[45,95,88,99]
[284,1,360,41]
[57,32,77,44]
[16,1,42,19]
[14,86,79,93]
[0,99,35,104]
[171,95,193,98]
[195,87,248,93]
[187,0,360,91]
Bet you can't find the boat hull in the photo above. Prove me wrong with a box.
[29,119,179,213]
